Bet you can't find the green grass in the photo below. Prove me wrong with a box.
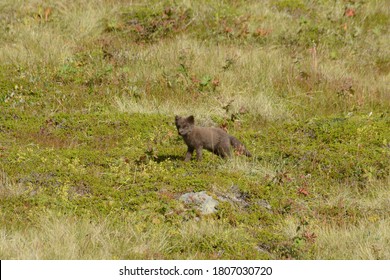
[0,0,389,259]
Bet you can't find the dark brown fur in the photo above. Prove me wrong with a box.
[175,115,252,161]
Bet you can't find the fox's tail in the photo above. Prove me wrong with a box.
[229,136,252,157]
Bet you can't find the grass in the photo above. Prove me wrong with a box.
[0,0,389,259]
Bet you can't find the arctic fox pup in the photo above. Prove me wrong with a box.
[175,115,252,161]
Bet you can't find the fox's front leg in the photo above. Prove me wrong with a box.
[184,147,194,162]
[195,146,203,161]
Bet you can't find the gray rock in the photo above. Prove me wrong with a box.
[179,191,219,215]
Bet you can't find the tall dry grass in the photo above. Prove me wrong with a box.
[0,0,121,68]
[282,177,390,259]
[0,211,257,259]
[113,36,291,121]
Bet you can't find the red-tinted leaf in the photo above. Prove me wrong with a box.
[345,8,356,17]
[298,187,309,196]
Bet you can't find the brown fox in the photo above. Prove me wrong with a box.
[175,115,252,161]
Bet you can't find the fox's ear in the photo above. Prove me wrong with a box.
[175,115,180,121]
[187,115,195,124]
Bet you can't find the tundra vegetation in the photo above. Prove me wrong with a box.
[0,0,389,259]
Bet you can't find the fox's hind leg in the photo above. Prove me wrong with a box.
[215,142,231,159]
[220,148,231,158]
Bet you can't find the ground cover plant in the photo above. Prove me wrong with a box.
[0,0,389,259]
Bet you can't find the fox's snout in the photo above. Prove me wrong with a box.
[178,128,186,136]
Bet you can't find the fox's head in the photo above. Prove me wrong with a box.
[175,115,195,136]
